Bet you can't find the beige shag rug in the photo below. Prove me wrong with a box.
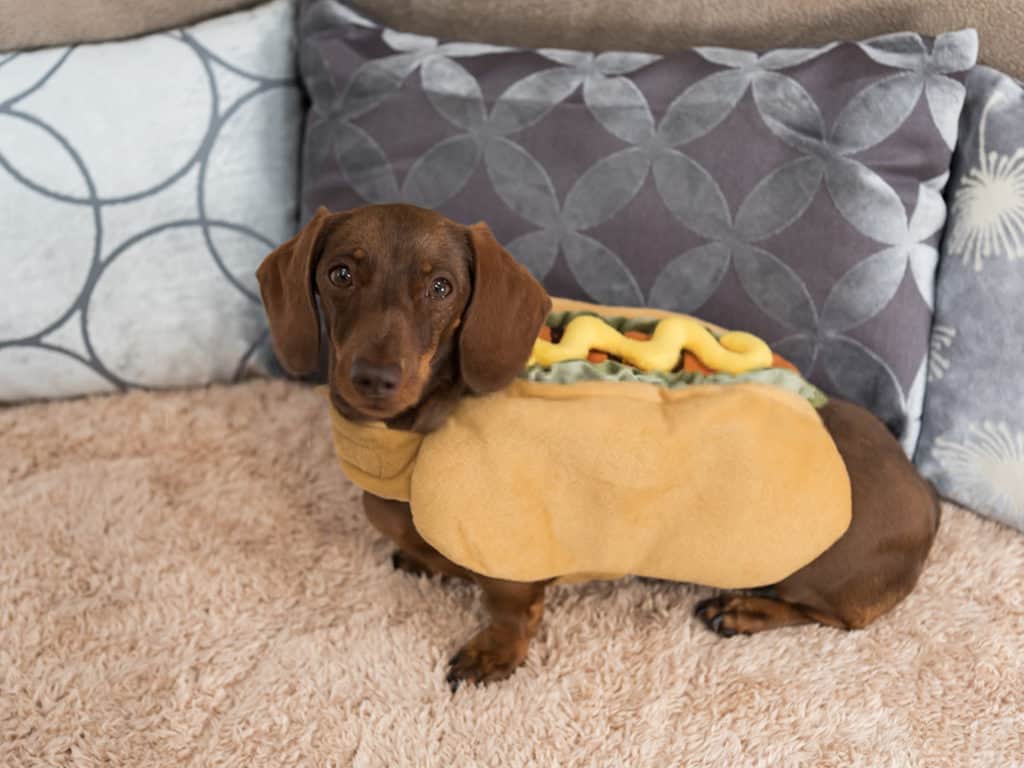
[2,380,1022,767]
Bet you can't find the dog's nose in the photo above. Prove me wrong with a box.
[350,359,401,399]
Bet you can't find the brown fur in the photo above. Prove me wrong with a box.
[256,204,940,690]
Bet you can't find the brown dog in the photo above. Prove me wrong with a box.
[256,204,940,690]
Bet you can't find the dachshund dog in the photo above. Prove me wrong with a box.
[256,204,940,691]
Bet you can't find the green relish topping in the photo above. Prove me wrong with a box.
[525,311,828,409]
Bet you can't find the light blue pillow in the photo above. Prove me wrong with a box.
[916,66,1024,532]
[0,0,301,401]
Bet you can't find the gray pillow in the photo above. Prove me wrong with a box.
[915,66,1024,532]
[0,0,301,402]
[298,0,976,453]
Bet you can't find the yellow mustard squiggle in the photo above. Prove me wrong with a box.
[527,315,773,375]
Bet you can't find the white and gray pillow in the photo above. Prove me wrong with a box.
[0,0,301,402]
[298,0,977,452]
[915,66,1024,532]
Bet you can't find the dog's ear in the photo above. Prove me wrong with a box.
[256,206,338,377]
[459,222,551,393]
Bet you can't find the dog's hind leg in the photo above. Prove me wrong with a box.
[695,399,940,638]
[695,591,827,636]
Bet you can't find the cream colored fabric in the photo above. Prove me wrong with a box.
[419,380,850,587]
[328,409,421,500]
[349,0,1024,80]
[0,0,263,50]
[330,380,852,588]
[1,380,1022,766]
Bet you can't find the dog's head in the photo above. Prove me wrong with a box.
[256,204,550,431]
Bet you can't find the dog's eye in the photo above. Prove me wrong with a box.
[328,265,352,287]
[430,277,452,300]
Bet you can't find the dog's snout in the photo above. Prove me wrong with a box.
[350,359,401,400]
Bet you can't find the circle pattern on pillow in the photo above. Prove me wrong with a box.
[0,0,300,401]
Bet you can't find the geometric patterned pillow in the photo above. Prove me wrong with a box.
[298,0,976,452]
[915,66,1024,532]
[0,0,301,402]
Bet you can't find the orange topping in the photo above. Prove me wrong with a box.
[771,353,799,373]
[682,352,715,375]
[623,330,651,341]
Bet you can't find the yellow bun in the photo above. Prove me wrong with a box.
[326,379,851,589]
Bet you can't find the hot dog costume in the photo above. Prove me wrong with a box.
[327,298,852,589]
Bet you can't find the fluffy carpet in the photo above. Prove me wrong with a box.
[2,380,1022,767]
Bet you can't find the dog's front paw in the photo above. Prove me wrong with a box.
[445,626,528,692]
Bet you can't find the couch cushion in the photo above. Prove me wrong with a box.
[0,0,301,402]
[347,0,1022,81]
[915,66,1024,532]
[297,0,976,452]
[0,0,263,51]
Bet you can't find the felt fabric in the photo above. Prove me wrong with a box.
[327,299,852,588]
[528,314,773,374]
[327,411,422,502]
